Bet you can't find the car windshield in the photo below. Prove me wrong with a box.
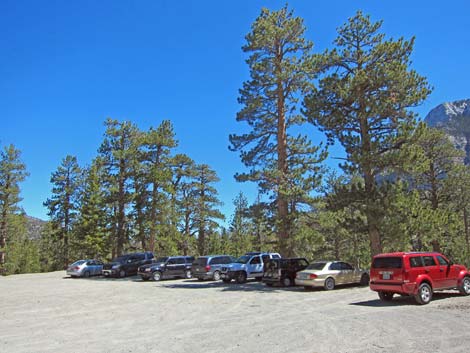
[71,260,85,266]
[112,256,129,263]
[235,255,251,264]
[155,257,169,263]
[306,262,326,270]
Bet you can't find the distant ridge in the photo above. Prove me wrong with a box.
[25,215,46,240]
[424,99,470,165]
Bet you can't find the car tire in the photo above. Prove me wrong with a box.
[415,283,432,305]
[119,269,126,278]
[184,270,192,279]
[152,271,162,281]
[213,271,221,281]
[236,271,247,284]
[378,291,394,302]
[282,277,292,287]
[222,279,231,283]
[324,277,335,291]
[360,273,370,286]
[83,271,90,278]
[459,276,470,295]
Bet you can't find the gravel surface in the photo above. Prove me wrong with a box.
[1,271,470,353]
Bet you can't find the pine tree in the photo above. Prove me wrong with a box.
[44,155,82,267]
[229,6,326,256]
[228,192,254,255]
[192,164,224,255]
[0,144,28,273]
[74,158,109,259]
[98,118,139,256]
[304,11,431,255]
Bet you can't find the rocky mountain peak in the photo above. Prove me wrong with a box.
[424,98,470,165]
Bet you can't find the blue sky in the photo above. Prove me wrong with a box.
[1,0,469,222]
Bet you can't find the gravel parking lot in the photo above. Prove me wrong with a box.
[1,271,470,353]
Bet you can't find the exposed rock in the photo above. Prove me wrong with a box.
[25,215,46,240]
[424,99,470,165]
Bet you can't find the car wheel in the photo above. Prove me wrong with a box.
[459,276,470,295]
[83,271,90,278]
[141,276,149,281]
[222,279,231,283]
[119,269,126,278]
[324,277,335,291]
[213,271,221,281]
[360,273,370,286]
[415,283,432,305]
[184,270,192,279]
[282,277,292,287]
[236,271,247,284]
[152,271,162,281]
[378,291,394,301]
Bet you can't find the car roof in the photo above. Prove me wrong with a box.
[373,252,442,258]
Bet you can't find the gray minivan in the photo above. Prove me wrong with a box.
[192,255,236,281]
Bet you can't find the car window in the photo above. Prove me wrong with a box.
[423,256,436,266]
[272,254,281,259]
[176,258,185,264]
[409,257,423,268]
[329,262,341,271]
[436,256,448,266]
[372,257,402,269]
[211,257,221,265]
[340,262,353,270]
[167,258,176,265]
[307,262,327,270]
[96,260,103,265]
[135,254,145,261]
[194,258,208,266]
[299,259,309,268]
[250,256,261,265]
[86,261,94,266]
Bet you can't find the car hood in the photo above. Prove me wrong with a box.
[224,263,246,271]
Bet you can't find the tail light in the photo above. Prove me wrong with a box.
[309,274,318,279]
[205,265,211,272]
[74,266,80,271]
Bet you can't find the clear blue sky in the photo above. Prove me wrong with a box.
[1,0,469,222]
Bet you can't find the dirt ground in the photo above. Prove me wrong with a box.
[1,271,470,353]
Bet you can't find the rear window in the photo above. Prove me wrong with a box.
[193,257,208,266]
[372,257,402,269]
[307,262,327,271]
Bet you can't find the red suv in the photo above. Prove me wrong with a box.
[370,252,470,304]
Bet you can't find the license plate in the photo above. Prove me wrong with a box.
[383,273,391,280]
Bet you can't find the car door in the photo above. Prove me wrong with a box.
[339,262,355,284]
[422,255,444,289]
[175,257,186,276]
[166,258,178,277]
[328,262,343,284]
[247,255,263,276]
[436,255,459,288]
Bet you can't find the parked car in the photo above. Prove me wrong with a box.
[102,252,154,278]
[66,259,103,278]
[263,257,309,287]
[192,255,236,281]
[138,256,195,281]
[220,252,281,284]
[370,252,470,305]
[295,261,369,290]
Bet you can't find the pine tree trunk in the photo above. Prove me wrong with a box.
[464,134,470,166]
[276,49,290,257]
[116,157,126,256]
[0,210,7,274]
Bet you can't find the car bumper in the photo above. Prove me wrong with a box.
[193,271,213,280]
[66,270,82,277]
[369,282,417,295]
[295,278,326,287]
[102,269,118,277]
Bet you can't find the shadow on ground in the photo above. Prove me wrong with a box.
[350,291,463,307]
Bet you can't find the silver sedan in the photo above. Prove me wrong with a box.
[66,259,104,278]
[295,261,369,290]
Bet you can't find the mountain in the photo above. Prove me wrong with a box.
[25,215,46,240]
[424,99,470,165]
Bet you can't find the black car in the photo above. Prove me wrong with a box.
[102,252,154,278]
[262,257,309,287]
[138,256,195,281]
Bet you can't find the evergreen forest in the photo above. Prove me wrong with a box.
[1,8,470,275]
